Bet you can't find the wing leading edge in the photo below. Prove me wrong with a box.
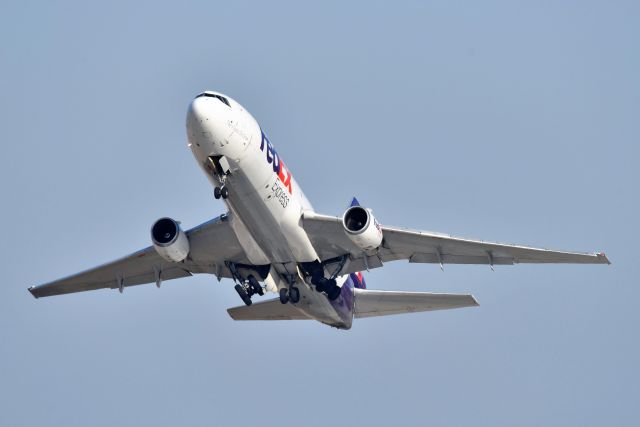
[302,212,610,275]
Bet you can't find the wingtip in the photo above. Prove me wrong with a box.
[469,294,480,307]
[597,252,611,265]
[28,286,39,299]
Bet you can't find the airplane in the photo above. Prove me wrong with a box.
[28,91,611,330]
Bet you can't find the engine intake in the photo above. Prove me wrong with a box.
[151,217,190,262]
[342,206,383,251]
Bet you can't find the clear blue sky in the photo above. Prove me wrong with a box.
[1,1,637,426]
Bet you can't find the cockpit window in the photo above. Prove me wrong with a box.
[196,93,230,107]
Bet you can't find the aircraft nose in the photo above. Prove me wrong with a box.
[186,94,227,148]
[187,96,213,126]
[187,92,232,124]
[186,92,246,157]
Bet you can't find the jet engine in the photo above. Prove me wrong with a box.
[151,217,190,262]
[342,206,383,251]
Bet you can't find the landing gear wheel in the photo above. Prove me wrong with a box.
[313,279,326,293]
[214,187,222,199]
[220,186,229,199]
[235,284,252,306]
[247,275,264,296]
[327,285,341,301]
[289,287,300,304]
[279,288,289,304]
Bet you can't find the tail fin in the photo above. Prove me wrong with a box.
[350,272,366,289]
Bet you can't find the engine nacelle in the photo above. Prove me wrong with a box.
[342,206,383,251]
[151,217,190,262]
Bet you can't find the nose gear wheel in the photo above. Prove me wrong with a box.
[214,186,229,199]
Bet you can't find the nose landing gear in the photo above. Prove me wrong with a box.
[207,155,230,200]
[214,186,229,199]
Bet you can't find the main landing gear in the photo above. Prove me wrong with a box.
[300,260,343,301]
[279,286,300,305]
[313,277,341,301]
[233,275,263,306]
[227,261,264,306]
[309,265,342,301]
[278,273,300,305]
[214,185,229,199]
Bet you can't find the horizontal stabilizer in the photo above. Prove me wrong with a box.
[228,298,311,321]
[354,288,478,318]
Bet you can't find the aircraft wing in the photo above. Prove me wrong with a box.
[227,298,311,320]
[302,212,610,275]
[29,215,250,298]
[354,289,478,318]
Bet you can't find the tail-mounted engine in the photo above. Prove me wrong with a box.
[151,217,190,262]
[342,206,383,251]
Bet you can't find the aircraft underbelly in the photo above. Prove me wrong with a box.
[227,190,292,264]
[222,156,354,327]
[222,154,319,266]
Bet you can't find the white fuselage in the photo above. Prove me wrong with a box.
[185,91,353,328]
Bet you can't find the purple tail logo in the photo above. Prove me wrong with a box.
[350,272,366,289]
